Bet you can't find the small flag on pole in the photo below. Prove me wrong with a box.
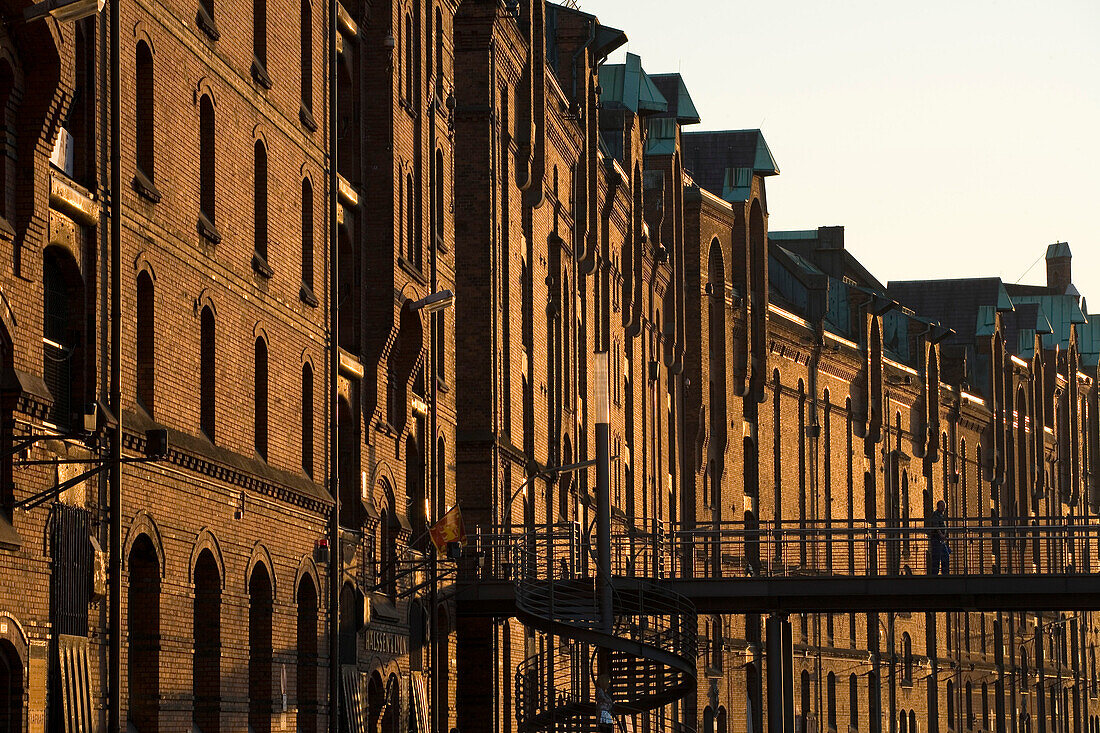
[429,504,467,553]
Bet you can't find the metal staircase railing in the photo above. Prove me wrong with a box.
[509,524,697,732]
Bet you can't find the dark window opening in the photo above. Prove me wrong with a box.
[136,272,155,416]
[254,337,268,460]
[128,535,160,733]
[253,140,270,275]
[296,576,318,733]
[194,550,221,733]
[199,96,218,239]
[43,247,85,428]
[135,42,155,185]
[300,0,313,112]
[252,0,269,83]
[200,307,215,441]
[301,179,315,300]
[248,565,273,733]
[403,13,413,105]
[302,363,314,477]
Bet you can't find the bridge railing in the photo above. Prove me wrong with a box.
[668,517,1100,579]
[460,516,1100,583]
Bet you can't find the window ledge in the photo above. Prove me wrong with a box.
[299,103,317,132]
[132,169,161,203]
[252,250,274,279]
[196,6,220,41]
[197,213,221,244]
[251,57,273,89]
[300,282,319,307]
[398,257,426,285]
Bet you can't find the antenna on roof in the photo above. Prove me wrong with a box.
[1014,251,1045,284]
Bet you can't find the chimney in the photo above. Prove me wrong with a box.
[1045,242,1072,294]
[816,225,844,251]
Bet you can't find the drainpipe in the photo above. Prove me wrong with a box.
[328,0,341,724]
[108,0,122,725]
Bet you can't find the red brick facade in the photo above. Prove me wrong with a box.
[0,0,1097,732]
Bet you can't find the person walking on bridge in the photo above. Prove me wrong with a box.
[927,500,951,575]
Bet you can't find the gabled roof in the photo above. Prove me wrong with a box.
[681,130,779,202]
[887,278,1015,347]
[599,53,667,116]
[649,74,701,125]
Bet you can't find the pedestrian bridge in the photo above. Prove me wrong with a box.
[455,519,1100,732]
[455,517,1100,615]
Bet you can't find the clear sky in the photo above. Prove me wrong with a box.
[582,0,1100,308]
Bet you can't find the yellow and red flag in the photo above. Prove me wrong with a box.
[429,504,467,553]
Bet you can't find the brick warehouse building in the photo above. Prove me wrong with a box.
[0,1,1099,733]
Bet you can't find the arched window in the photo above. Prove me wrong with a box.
[403,13,413,103]
[43,247,85,428]
[128,535,160,732]
[194,550,221,733]
[903,632,913,682]
[379,505,396,600]
[434,150,445,249]
[849,673,859,730]
[136,271,155,415]
[436,435,446,507]
[296,575,318,733]
[248,564,273,733]
[300,0,313,112]
[434,7,443,87]
[0,638,22,733]
[434,309,445,385]
[199,96,217,236]
[827,671,837,732]
[200,307,216,440]
[253,140,269,267]
[301,179,314,295]
[136,42,155,184]
[946,681,955,731]
[407,437,425,546]
[406,172,416,266]
[966,682,973,730]
[301,362,314,477]
[254,337,268,460]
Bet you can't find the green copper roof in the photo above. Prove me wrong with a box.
[649,74,701,125]
[599,53,667,116]
[1046,241,1071,260]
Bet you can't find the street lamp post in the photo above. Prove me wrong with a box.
[411,290,453,733]
[593,351,613,717]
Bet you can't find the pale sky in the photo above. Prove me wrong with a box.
[583,0,1100,308]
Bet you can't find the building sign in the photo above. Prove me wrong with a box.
[364,629,408,656]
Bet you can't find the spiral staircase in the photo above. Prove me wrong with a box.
[511,525,698,732]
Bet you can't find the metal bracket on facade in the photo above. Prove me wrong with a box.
[13,428,168,511]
